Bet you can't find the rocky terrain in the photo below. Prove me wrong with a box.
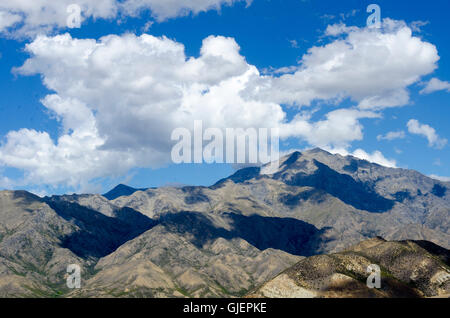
[0,148,448,297]
[248,237,450,298]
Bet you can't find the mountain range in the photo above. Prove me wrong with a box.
[0,148,448,297]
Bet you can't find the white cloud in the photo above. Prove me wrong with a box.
[27,188,50,198]
[261,65,299,75]
[429,175,450,182]
[330,148,397,168]
[280,108,379,149]
[410,20,429,33]
[0,19,442,189]
[324,23,358,36]
[320,14,336,22]
[420,77,450,94]
[407,119,447,149]
[0,10,21,31]
[121,0,251,22]
[0,127,132,190]
[246,19,439,109]
[2,33,285,189]
[0,175,13,189]
[335,9,359,22]
[351,149,397,168]
[289,39,299,48]
[377,130,406,141]
[0,0,118,37]
[0,0,250,37]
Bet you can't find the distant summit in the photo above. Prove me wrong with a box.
[103,184,147,200]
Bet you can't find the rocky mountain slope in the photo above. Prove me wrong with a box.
[248,237,450,298]
[87,148,450,252]
[0,148,448,297]
[0,189,301,297]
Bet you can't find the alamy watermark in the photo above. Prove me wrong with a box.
[367,4,381,29]
[66,264,81,289]
[66,4,82,29]
[366,264,381,289]
[65,3,382,31]
[171,120,280,169]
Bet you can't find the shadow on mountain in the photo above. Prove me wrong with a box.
[103,184,148,200]
[279,189,327,207]
[281,151,302,167]
[342,158,373,173]
[13,191,43,209]
[321,278,422,298]
[431,184,447,198]
[412,240,450,265]
[46,199,156,258]
[211,167,261,189]
[159,211,330,256]
[281,160,395,213]
[181,186,210,204]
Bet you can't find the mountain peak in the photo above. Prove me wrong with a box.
[280,148,333,166]
[103,184,146,200]
[281,151,302,167]
[306,147,332,155]
[0,190,43,202]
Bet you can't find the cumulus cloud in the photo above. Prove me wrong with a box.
[377,131,406,141]
[420,77,450,94]
[324,23,358,36]
[407,119,447,149]
[351,149,397,168]
[329,148,397,168]
[0,0,118,37]
[0,175,13,189]
[0,0,250,37]
[0,10,21,31]
[429,175,450,182]
[280,108,379,149]
[246,19,439,109]
[120,0,251,22]
[0,19,442,190]
[2,33,284,189]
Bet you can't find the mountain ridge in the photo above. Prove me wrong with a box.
[0,148,448,297]
[248,237,450,298]
[103,184,149,200]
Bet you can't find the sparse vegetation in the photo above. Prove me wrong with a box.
[0,150,448,298]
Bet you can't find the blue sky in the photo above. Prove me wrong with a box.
[0,0,449,195]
